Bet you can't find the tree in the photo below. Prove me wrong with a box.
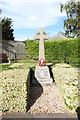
[60,0,80,38]
[2,17,14,40]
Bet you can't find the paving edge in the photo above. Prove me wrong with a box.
[0,113,78,118]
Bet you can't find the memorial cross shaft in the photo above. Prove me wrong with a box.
[35,28,48,66]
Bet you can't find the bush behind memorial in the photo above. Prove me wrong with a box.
[26,38,80,67]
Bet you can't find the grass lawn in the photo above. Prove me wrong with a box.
[0,64,13,73]
[17,59,37,64]
[0,60,37,73]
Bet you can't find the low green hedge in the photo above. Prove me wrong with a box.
[52,63,78,112]
[0,63,30,112]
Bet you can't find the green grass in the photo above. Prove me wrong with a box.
[0,60,37,73]
[17,59,37,64]
[17,60,37,69]
[0,64,13,72]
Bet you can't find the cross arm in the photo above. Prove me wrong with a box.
[34,32,40,40]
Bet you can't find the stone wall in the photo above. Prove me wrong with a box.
[2,40,26,60]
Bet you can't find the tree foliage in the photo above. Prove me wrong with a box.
[60,0,80,38]
[2,17,14,40]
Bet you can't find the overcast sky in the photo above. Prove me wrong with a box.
[0,0,69,41]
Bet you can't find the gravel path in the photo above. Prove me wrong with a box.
[27,83,70,114]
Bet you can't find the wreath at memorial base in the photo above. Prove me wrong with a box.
[38,59,46,66]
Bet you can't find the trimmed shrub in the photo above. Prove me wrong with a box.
[52,63,78,112]
[0,63,30,112]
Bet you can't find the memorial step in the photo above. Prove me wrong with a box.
[32,78,53,85]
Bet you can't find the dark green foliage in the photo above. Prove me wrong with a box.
[45,40,65,63]
[25,38,80,67]
[26,40,39,60]
[60,0,80,38]
[64,38,79,66]
[2,17,14,40]
[45,38,79,67]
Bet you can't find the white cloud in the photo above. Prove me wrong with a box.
[0,0,68,29]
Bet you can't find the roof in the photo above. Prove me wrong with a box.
[49,31,68,40]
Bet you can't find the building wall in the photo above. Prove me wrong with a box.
[2,40,26,60]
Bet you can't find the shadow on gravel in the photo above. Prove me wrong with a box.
[26,68,43,112]
[47,64,55,82]
[76,107,80,120]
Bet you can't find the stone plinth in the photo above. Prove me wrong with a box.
[33,66,53,85]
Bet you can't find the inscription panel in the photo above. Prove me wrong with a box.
[35,69,50,79]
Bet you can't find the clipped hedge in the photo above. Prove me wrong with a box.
[26,40,39,60]
[52,63,78,112]
[26,38,80,67]
[0,63,30,113]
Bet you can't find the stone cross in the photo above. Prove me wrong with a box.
[35,28,48,66]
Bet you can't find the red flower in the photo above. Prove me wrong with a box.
[38,59,46,66]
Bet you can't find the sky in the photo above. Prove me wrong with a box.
[0,0,69,41]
